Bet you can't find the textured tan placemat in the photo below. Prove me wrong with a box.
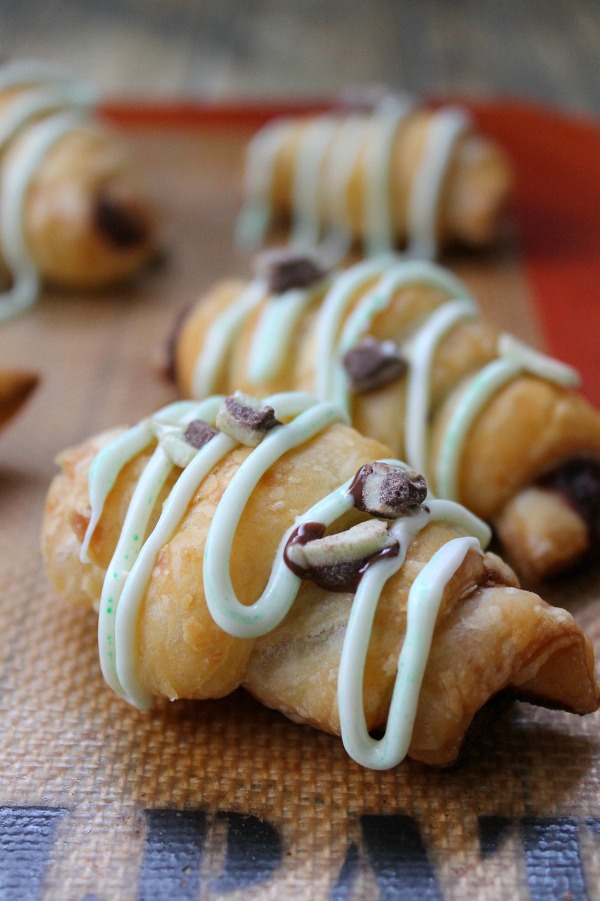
[1,121,600,901]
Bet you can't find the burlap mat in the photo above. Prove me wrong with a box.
[1,109,600,901]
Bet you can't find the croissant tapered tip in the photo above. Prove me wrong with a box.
[0,368,39,428]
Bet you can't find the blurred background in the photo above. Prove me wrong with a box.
[1,0,599,115]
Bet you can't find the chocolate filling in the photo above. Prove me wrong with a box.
[184,419,218,450]
[283,521,400,593]
[94,191,148,249]
[537,457,600,547]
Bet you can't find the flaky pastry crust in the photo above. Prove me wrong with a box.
[43,420,600,766]
[173,270,600,581]
[0,81,156,292]
[243,108,512,251]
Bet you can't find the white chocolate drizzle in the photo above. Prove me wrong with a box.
[188,256,580,509]
[246,280,328,383]
[317,114,369,263]
[403,298,478,479]
[235,119,291,250]
[329,259,474,411]
[338,532,479,769]
[235,96,470,262]
[406,107,470,259]
[290,115,339,250]
[363,94,415,255]
[435,333,580,500]
[192,279,266,398]
[83,391,491,769]
[0,62,96,321]
[315,255,397,399]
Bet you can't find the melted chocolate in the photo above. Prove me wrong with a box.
[283,521,400,593]
[538,458,600,546]
[94,192,148,248]
[283,522,327,578]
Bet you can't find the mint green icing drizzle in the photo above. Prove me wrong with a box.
[83,391,492,769]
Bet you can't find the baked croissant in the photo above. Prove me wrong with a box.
[171,253,600,581]
[235,91,512,261]
[42,391,600,768]
[0,60,156,321]
[0,364,38,429]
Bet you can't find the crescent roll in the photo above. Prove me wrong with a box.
[0,60,156,321]
[236,91,512,261]
[42,391,600,768]
[172,253,600,581]
[0,364,38,429]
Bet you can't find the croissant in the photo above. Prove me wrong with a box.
[42,391,600,768]
[0,60,156,321]
[0,364,38,429]
[171,253,600,581]
[235,91,512,261]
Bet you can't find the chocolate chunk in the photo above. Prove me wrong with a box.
[284,519,399,593]
[256,249,328,294]
[150,417,217,468]
[307,559,367,593]
[94,190,148,248]
[184,419,218,450]
[216,392,282,447]
[343,337,408,393]
[349,462,428,518]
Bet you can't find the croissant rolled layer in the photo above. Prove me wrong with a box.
[42,396,600,767]
[0,365,38,429]
[8,124,155,289]
[0,62,156,319]
[236,100,512,257]
[172,257,600,580]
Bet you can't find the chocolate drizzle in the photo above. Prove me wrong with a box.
[283,521,400,593]
[94,191,148,249]
[283,522,327,578]
[538,457,600,547]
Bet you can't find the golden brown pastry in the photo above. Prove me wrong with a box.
[0,364,38,429]
[42,391,600,768]
[0,60,156,321]
[236,91,512,260]
[171,253,600,581]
